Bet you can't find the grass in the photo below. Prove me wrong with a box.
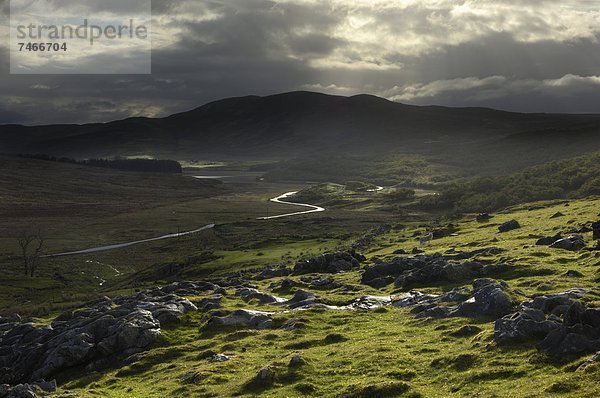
[37,195,600,397]
[3,155,600,396]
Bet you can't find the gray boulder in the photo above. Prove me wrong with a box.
[498,219,520,233]
[237,288,285,304]
[293,250,365,275]
[207,310,274,330]
[550,235,586,251]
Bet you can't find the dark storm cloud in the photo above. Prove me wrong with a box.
[1,0,600,124]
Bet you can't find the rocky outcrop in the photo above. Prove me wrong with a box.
[0,285,198,385]
[493,289,600,356]
[0,380,56,398]
[293,250,365,275]
[498,219,520,233]
[237,288,286,304]
[299,275,341,289]
[550,235,585,251]
[207,310,274,330]
[536,233,562,246]
[405,279,514,320]
[361,254,512,289]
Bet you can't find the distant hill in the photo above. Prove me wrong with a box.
[1,91,599,168]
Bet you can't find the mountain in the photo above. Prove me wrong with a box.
[1,91,599,162]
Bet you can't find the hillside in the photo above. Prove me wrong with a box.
[1,92,599,170]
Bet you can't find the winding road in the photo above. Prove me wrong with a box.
[43,224,216,258]
[256,191,326,220]
[43,190,324,257]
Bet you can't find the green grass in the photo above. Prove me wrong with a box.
[39,195,600,397]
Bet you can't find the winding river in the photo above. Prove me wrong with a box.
[256,191,325,220]
[44,188,324,257]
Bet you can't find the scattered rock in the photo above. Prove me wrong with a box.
[536,233,563,246]
[361,253,513,290]
[208,354,231,363]
[207,310,274,330]
[285,290,320,309]
[0,282,201,384]
[0,380,57,398]
[246,367,276,389]
[268,278,299,292]
[293,250,365,275]
[550,212,565,219]
[550,235,585,251]
[237,288,286,304]
[493,289,600,356]
[299,276,341,289]
[196,295,223,311]
[289,354,304,367]
[498,219,520,233]
[476,213,492,222]
[255,266,292,280]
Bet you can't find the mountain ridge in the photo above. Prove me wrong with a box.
[1,91,599,161]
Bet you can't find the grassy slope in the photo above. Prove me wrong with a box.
[53,196,600,398]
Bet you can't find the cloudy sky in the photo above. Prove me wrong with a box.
[1,0,600,124]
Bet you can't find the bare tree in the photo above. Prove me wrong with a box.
[17,231,45,277]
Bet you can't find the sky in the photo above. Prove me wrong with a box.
[1,0,600,124]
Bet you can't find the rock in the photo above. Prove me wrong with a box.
[181,371,202,384]
[409,279,513,320]
[550,235,585,251]
[196,295,223,311]
[289,354,304,367]
[593,221,600,240]
[268,278,299,291]
[495,310,561,344]
[285,290,320,309]
[565,270,584,278]
[255,266,292,280]
[248,367,276,388]
[493,291,600,357]
[208,354,230,363]
[347,296,392,311]
[454,279,513,319]
[31,380,56,393]
[498,219,520,233]
[476,213,492,222]
[280,318,305,331]
[393,249,408,255]
[237,288,285,304]
[299,276,340,289]
[536,233,562,246]
[1,282,199,384]
[362,253,512,290]
[207,310,274,330]
[4,384,39,398]
[550,212,565,219]
[537,326,600,356]
[293,250,365,275]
